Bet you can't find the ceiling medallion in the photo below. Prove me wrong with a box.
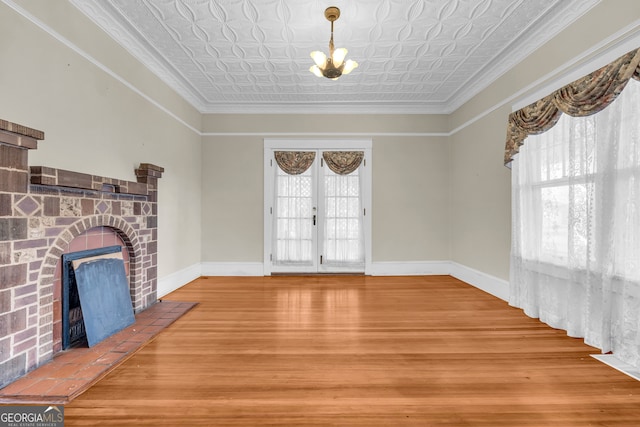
[309,6,358,80]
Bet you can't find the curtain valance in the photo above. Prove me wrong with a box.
[274,151,364,175]
[323,151,364,175]
[504,48,640,166]
[274,151,316,175]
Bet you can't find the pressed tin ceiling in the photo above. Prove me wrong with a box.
[70,0,600,114]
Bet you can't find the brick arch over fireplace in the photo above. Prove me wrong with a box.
[42,214,144,303]
[40,216,144,356]
[36,214,155,362]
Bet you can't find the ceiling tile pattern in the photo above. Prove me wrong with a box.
[71,0,600,114]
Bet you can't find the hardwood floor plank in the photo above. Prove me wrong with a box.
[64,275,640,426]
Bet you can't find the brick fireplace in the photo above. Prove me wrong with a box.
[0,119,164,388]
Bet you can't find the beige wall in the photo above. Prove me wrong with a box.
[200,131,451,263]
[201,136,264,262]
[447,0,640,280]
[371,136,450,261]
[0,1,203,278]
[2,0,638,284]
[449,107,512,279]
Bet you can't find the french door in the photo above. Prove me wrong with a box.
[264,140,372,275]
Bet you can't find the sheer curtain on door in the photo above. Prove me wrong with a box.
[510,77,640,368]
[272,150,365,270]
[273,151,315,266]
[322,151,365,270]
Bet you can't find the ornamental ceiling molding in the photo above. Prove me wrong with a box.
[443,0,601,114]
[62,1,599,115]
[68,0,209,112]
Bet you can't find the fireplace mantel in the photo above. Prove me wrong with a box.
[0,119,163,388]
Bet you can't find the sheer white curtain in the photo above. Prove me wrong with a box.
[510,79,640,368]
[272,151,365,270]
[273,164,314,266]
[322,162,364,269]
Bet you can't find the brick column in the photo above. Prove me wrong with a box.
[135,163,164,200]
[0,120,44,387]
[0,120,42,192]
[0,119,43,292]
[134,163,164,308]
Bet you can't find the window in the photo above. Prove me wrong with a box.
[510,78,640,368]
[514,79,640,280]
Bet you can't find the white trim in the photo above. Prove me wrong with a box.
[157,263,202,298]
[591,354,640,382]
[442,0,601,115]
[449,262,509,302]
[370,261,452,276]
[451,21,640,138]
[201,262,264,276]
[205,132,449,137]
[263,147,274,276]
[202,103,451,115]
[263,139,373,150]
[368,261,510,304]
[263,139,373,276]
[513,20,640,111]
[157,261,510,304]
[69,0,209,113]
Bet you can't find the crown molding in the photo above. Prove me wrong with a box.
[68,0,602,115]
[69,0,209,112]
[444,0,601,113]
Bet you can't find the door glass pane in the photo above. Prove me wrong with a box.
[273,164,314,266]
[322,165,364,268]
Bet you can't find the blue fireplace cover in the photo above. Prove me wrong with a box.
[73,256,135,347]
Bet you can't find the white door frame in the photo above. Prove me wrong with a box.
[264,139,372,275]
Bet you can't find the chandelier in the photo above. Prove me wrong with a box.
[309,6,358,80]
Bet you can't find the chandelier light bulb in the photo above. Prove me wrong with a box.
[310,51,327,68]
[310,65,324,78]
[332,48,347,68]
[342,59,358,75]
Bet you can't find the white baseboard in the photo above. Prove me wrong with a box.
[370,261,452,276]
[201,262,264,276]
[369,261,509,301]
[591,354,640,382]
[449,262,509,301]
[157,263,202,298]
[157,260,510,303]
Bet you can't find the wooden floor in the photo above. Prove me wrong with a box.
[65,276,640,426]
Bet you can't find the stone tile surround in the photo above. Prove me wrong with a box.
[0,119,164,388]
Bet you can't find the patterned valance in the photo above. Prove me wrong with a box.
[504,48,640,166]
[274,151,316,175]
[323,151,364,175]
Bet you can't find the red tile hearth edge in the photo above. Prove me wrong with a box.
[0,300,196,405]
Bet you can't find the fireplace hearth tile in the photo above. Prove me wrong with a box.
[17,379,60,396]
[0,300,196,404]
